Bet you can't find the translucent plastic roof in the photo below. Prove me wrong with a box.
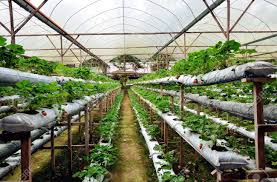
[1,0,277,69]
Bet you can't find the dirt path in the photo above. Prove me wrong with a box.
[112,93,150,182]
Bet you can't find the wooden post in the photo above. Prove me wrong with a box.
[84,105,90,155]
[50,126,55,179]
[78,111,81,140]
[164,121,169,151]
[99,100,103,118]
[21,132,31,182]
[67,114,72,176]
[180,85,185,119]
[160,85,163,96]
[170,96,174,113]
[179,137,184,169]
[89,103,94,135]
[253,82,265,169]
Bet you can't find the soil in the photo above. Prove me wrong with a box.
[111,93,154,182]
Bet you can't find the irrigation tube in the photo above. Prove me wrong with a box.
[132,106,175,181]
[139,87,277,151]
[137,61,276,86]
[132,89,254,171]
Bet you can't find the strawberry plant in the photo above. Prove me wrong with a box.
[73,163,108,179]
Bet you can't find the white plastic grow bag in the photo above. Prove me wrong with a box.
[137,61,276,86]
[132,107,175,181]
[0,108,59,132]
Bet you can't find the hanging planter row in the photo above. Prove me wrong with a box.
[136,61,276,86]
[138,86,277,151]
[132,88,258,171]
[0,67,114,86]
[75,92,123,182]
[129,91,177,182]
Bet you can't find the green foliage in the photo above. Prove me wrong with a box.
[0,37,24,68]
[162,172,185,182]
[73,163,107,179]
[171,40,256,75]
[88,144,118,167]
[0,86,15,96]
[15,80,68,111]
[17,56,58,76]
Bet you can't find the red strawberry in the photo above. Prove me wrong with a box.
[42,111,47,116]
[193,79,198,84]
[199,143,203,150]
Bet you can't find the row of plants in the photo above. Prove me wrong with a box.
[133,87,277,169]
[0,80,118,113]
[147,80,277,105]
[74,92,123,180]
[0,35,113,82]
[129,91,185,182]
[130,40,263,84]
[138,86,277,143]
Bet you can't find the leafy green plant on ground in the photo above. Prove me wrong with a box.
[73,163,108,179]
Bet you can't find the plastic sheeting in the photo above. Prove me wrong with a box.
[138,61,276,86]
[132,89,250,170]
[0,108,59,132]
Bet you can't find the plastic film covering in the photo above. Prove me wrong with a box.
[0,95,20,104]
[132,88,250,170]
[138,62,276,86]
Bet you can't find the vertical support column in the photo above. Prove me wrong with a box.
[164,121,169,151]
[21,131,31,182]
[183,33,186,58]
[170,96,174,113]
[67,114,72,176]
[50,126,55,179]
[89,103,94,135]
[160,85,163,96]
[253,82,265,169]
[226,0,231,40]
[99,99,103,119]
[60,35,64,64]
[84,104,90,155]
[179,137,184,169]
[78,111,81,139]
[180,84,185,119]
[8,0,15,44]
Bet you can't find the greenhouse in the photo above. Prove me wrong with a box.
[0,0,277,181]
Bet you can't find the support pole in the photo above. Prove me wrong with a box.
[84,104,90,155]
[50,126,55,179]
[253,82,265,169]
[170,96,174,113]
[21,132,31,182]
[226,0,231,40]
[164,121,169,151]
[180,85,185,119]
[67,114,72,176]
[60,35,64,64]
[179,137,184,169]
[8,0,15,44]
